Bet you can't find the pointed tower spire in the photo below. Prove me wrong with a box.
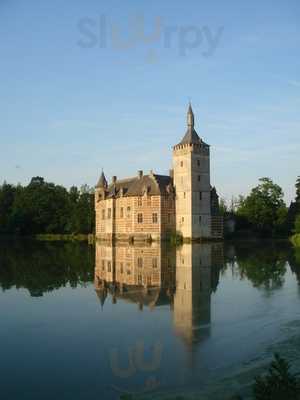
[187,102,194,129]
[177,103,200,145]
[96,170,108,188]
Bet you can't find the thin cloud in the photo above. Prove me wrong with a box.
[288,80,300,88]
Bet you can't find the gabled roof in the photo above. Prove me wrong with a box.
[105,173,173,198]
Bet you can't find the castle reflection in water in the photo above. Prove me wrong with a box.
[94,242,224,346]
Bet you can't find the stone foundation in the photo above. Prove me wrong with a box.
[96,232,165,243]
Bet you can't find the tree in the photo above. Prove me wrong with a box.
[295,215,300,234]
[0,183,18,233]
[236,178,287,236]
[296,176,300,203]
[219,197,228,215]
[0,177,95,235]
[286,176,300,234]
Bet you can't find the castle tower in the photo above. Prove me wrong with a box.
[173,104,211,239]
[95,170,109,237]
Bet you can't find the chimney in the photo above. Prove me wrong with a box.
[138,170,143,179]
[112,176,117,184]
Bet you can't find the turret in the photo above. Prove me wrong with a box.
[95,170,108,203]
[96,170,108,189]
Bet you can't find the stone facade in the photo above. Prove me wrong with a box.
[95,172,176,242]
[95,105,223,242]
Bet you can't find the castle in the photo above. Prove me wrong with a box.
[95,105,223,241]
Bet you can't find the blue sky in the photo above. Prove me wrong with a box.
[1,0,300,204]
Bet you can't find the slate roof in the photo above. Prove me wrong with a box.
[175,104,209,147]
[180,127,201,145]
[104,173,173,198]
[96,171,108,188]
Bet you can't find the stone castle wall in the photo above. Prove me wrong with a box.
[95,193,176,242]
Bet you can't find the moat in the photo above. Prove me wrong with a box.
[1,240,300,399]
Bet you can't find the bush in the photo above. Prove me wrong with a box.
[253,353,300,400]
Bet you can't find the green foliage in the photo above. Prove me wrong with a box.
[236,178,287,236]
[0,177,94,235]
[286,177,300,234]
[253,353,300,400]
[296,176,300,203]
[219,197,228,215]
[295,215,300,234]
[170,232,183,245]
[291,234,300,248]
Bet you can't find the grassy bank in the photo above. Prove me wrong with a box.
[291,234,300,247]
[34,233,95,243]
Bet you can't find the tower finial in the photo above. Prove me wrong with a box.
[187,102,194,129]
[96,169,108,189]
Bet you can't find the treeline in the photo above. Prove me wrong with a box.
[220,176,300,238]
[1,175,300,238]
[0,177,94,235]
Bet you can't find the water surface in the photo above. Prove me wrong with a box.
[1,240,300,399]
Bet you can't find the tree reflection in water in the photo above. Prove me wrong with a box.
[0,240,94,296]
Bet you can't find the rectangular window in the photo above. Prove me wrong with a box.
[180,161,183,167]
[138,197,142,207]
[137,213,143,223]
[138,257,143,268]
[127,206,131,218]
[102,209,105,220]
[147,197,151,206]
[120,262,124,274]
[197,159,200,166]
[120,207,124,218]
[183,192,186,199]
[167,213,171,223]
[198,175,201,181]
[199,215,202,224]
[107,208,111,219]
[107,261,111,272]
[152,213,158,223]
[152,258,158,268]
[101,260,105,271]
[199,192,202,200]
[138,274,142,285]
[182,217,184,223]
